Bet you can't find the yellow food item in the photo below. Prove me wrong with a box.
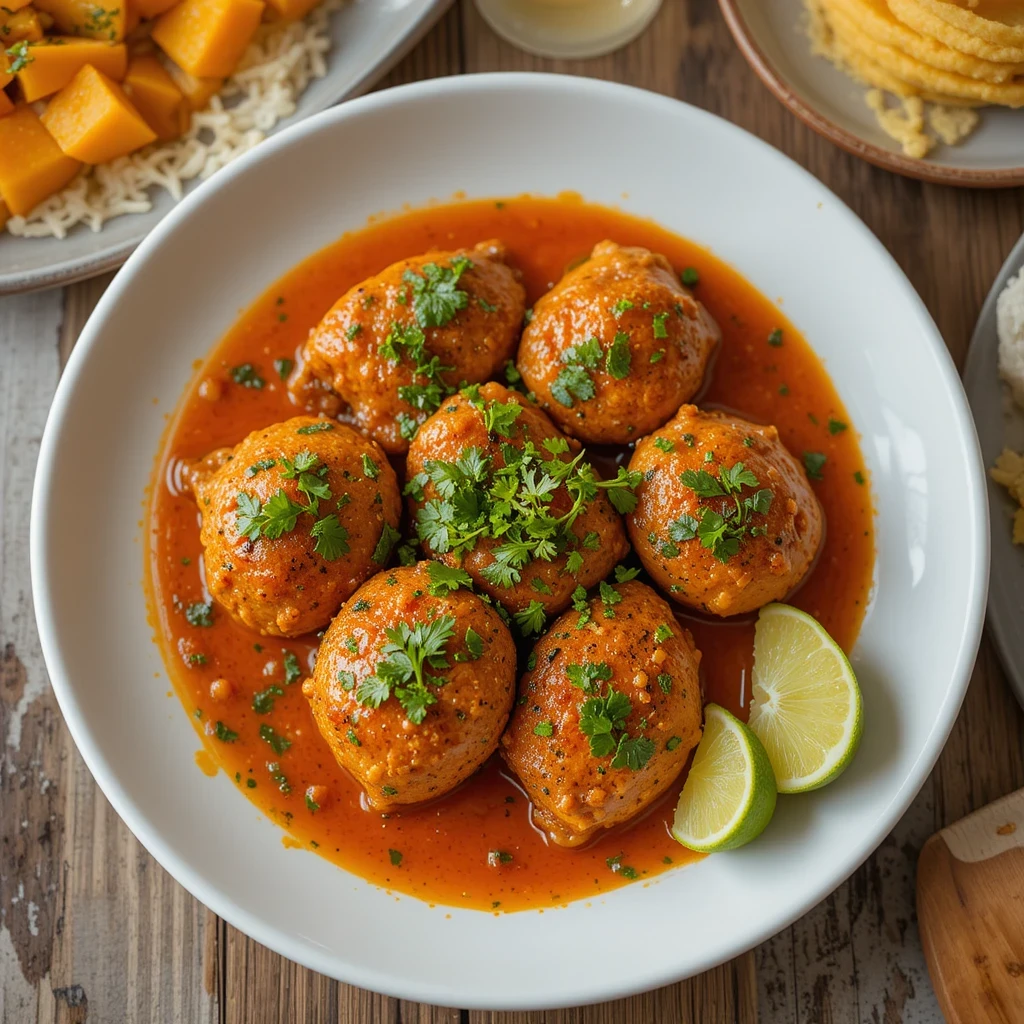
[913,0,1024,48]
[3,0,36,11]
[151,0,265,78]
[40,63,156,163]
[826,1,1024,103]
[887,0,1024,61]
[0,8,44,41]
[33,0,126,40]
[264,0,320,21]
[827,0,1024,80]
[15,38,127,102]
[165,60,223,110]
[0,106,82,215]
[123,54,187,139]
[0,91,13,117]
[990,448,1024,544]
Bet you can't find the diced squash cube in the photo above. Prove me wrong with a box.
[133,0,179,18]
[165,60,220,110]
[123,2,139,33]
[151,0,263,78]
[33,0,125,41]
[40,63,155,163]
[0,90,13,117]
[0,106,81,215]
[263,0,317,21]
[0,9,44,42]
[16,38,127,102]
[123,54,186,140]
[0,53,11,91]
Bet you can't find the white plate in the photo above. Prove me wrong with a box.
[0,0,451,295]
[720,0,1024,187]
[31,74,988,1009]
[964,233,1024,709]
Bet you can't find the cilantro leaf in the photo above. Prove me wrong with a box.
[611,734,656,771]
[214,721,237,743]
[282,650,302,685]
[652,312,670,339]
[803,451,827,480]
[427,561,473,595]
[563,337,603,369]
[259,724,291,755]
[252,684,284,714]
[551,365,595,408]
[513,600,547,637]
[311,514,349,561]
[668,514,699,542]
[605,332,631,380]
[371,523,401,564]
[534,720,554,737]
[464,627,483,661]
[362,454,380,480]
[231,363,264,389]
[613,565,641,583]
[483,400,522,438]
[566,661,612,693]
[403,257,473,328]
[185,602,214,628]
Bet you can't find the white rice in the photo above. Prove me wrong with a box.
[998,265,1024,411]
[6,0,341,239]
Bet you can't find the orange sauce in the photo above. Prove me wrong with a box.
[147,197,874,913]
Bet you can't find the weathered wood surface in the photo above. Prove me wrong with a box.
[2,1,1023,1020]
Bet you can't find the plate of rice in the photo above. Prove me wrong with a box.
[965,231,1024,709]
[719,0,1024,187]
[0,0,451,295]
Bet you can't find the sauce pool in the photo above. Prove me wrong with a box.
[147,196,874,913]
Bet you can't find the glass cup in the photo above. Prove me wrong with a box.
[474,0,664,60]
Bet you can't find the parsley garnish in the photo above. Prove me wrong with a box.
[534,721,553,737]
[571,585,591,628]
[267,762,290,794]
[666,736,682,751]
[827,418,847,435]
[259,724,291,755]
[463,628,483,661]
[305,790,319,812]
[361,454,380,480]
[382,785,398,796]
[652,312,670,339]
[252,684,283,714]
[282,650,302,685]
[247,458,276,477]
[854,470,865,485]
[613,565,641,583]
[188,653,207,666]
[658,673,672,693]
[767,328,784,347]
[487,850,514,866]
[355,616,456,724]
[681,267,699,287]
[676,461,774,564]
[803,451,827,480]
[185,602,213,627]
[513,600,547,637]
[231,363,265,389]
[653,437,674,452]
[214,721,237,743]
[607,854,639,879]
[577,684,654,770]
[389,849,403,866]
[371,523,401,564]
[654,623,673,643]
[612,298,634,317]
[426,561,473,595]
[605,332,631,380]
[413,439,640,586]
[566,661,612,693]
[379,320,457,430]
[6,40,33,73]
[551,337,601,407]
[403,256,473,328]
[296,422,334,435]
[274,358,293,380]
[598,581,621,616]
[310,514,350,560]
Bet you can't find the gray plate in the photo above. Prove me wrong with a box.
[964,232,1024,709]
[0,0,451,295]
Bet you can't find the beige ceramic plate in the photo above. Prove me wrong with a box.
[719,0,1024,188]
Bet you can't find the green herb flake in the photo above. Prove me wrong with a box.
[231,363,265,389]
[653,437,674,452]
[657,673,672,694]
[654,623,673,643]
[606,331,632,380]
[666,735,682,751]
[214,721,238,743]
[681,267,699,287]
[767,328,784,347]
[652,312,670,339]
[259,724,291,755]
[803,451,827,480]
[533,721,553,737]
[388,848,403,866]
[185,602,214,628]
[828,418,848,435]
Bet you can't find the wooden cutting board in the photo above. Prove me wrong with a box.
[917,789,1024,1023]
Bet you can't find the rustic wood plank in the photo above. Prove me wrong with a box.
[0,280,218,1024]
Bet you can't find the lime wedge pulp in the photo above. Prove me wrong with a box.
[747,603,863,794]
[671,703,777,853]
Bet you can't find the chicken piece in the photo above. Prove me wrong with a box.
[302,562,517,808]
[627,406,823,617]
[404,382,631,621]
[188,416,401,638]
[516,240,719,444]
[289,240,526,455]
[501,580,702,847]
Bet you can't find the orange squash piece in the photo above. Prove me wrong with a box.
[133,0,180,18]
[151,0,264,78]
[0,106,81,215]
[0,52,12,91]
[41,63,155,164]
[263,0,318,21]
[33,0,125,41]
[1,0,34,12]
[123,54,187,140]
[165,60,221,111]
[0,9,44,42]
[0,91,13,118]
[16,38,127,102]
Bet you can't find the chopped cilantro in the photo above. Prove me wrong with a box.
[403,256,473,328]
[185,602,214,628]
[259,724,291,755]
[605,332,632,380]
[252,684,283,714]
[371,523,401,564]
[214,721,237,743]
[827,418,848,435]
[274,358,293,380]
[652,312,670,339]
[389,848,403,866]
[767,328,784,347]
[231,364,264,389]
[533,721,553,737]
[680,267,699,287]
[803,451,827,480]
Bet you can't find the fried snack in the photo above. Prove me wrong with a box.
[990,449,1024,545]
[887,0,1024,61]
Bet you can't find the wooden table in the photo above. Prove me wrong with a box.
[3,2,1023,1020]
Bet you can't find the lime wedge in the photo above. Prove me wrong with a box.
[671,703,777,853]
[747,602,863,794]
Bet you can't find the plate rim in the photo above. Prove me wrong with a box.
[0,0,453,298]
[29,72,990,1008]
[717,0,1024,189]
[964,231,1024,709]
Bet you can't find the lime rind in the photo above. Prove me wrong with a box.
[671,703,777,853]
[748,603,863,794]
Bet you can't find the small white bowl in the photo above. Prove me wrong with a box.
[31,74,988,1010]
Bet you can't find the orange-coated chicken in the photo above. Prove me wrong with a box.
[187,416,401,637]
[501,580,703,847]
[516,240,719,444]
[303,562,517,809]
[627,405,823,617]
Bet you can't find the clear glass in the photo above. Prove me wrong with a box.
[474,0,663,59]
